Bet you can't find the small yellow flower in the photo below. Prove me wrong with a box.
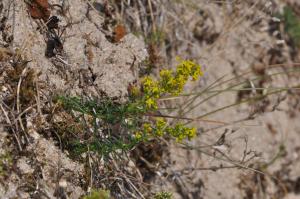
[156,118,166,129]
[145,98,157,110]
[142,76,161,98]
[165,123,197,142]
[142,76,155,93]
[155,129,164,136]
[176,58,203,81]
[190,64,203,81]
[151,86,161,98]
[142,76,154,87]
[187,127,197,139]
[143,123,152,134]
[134,131,143,140]
[159,69,172,80]
[154,118,167,136]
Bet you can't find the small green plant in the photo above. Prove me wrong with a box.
[283,6,300,46]
[153,191,173,199]
[145,29,165,46]
[0,152,12,176]
[57,58,203,156]
[83,189,110,199]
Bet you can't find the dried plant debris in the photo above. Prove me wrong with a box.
[45,33,64,58]
[0,14,13,45]
[27,0,50,21]
[112,24,126,43]
[26,0,64,58]
[131,139,166,182]
[239,164,300,199]
[0,47,12,61]
[4,60,38,107]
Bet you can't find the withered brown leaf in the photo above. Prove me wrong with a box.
[113,24,126,43]
[27,0,50,21]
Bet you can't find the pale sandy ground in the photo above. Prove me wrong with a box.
[154,1,300,198]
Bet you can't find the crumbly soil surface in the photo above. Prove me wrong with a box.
[1,0,300,199]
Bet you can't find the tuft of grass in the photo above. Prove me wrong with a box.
[83,189,110,199]
[0,152,13,177]
[153,191,173,199]
[283,6,300,46]
[145,29,165,46]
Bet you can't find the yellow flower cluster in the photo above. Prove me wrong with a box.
[155,118,167,136]
[141,119,166,137]
[141,77,160,109]
[176,57,203,81]
[138,118,196,142]
[143,123,152,134]
[133,131,142,140]
[141,58,203,110]
[166,123,197,142]
[131,59,202,141]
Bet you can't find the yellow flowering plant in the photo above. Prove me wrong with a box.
[131,58,203,142]
[57,58,203,157]
[141,58,203,109]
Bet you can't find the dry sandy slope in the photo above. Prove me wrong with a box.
[148,1,300,199]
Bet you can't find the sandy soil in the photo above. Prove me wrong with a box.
[151,1,300,199]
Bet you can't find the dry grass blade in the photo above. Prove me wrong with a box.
[164,67,300,126]
[0,101,23,151]
[16,65,30,142]
[147,113,228,125]
[181,142,289,197]
[183,87,291,126]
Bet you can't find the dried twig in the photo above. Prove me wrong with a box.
[16,66,29,143]
[0,101,23,151]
